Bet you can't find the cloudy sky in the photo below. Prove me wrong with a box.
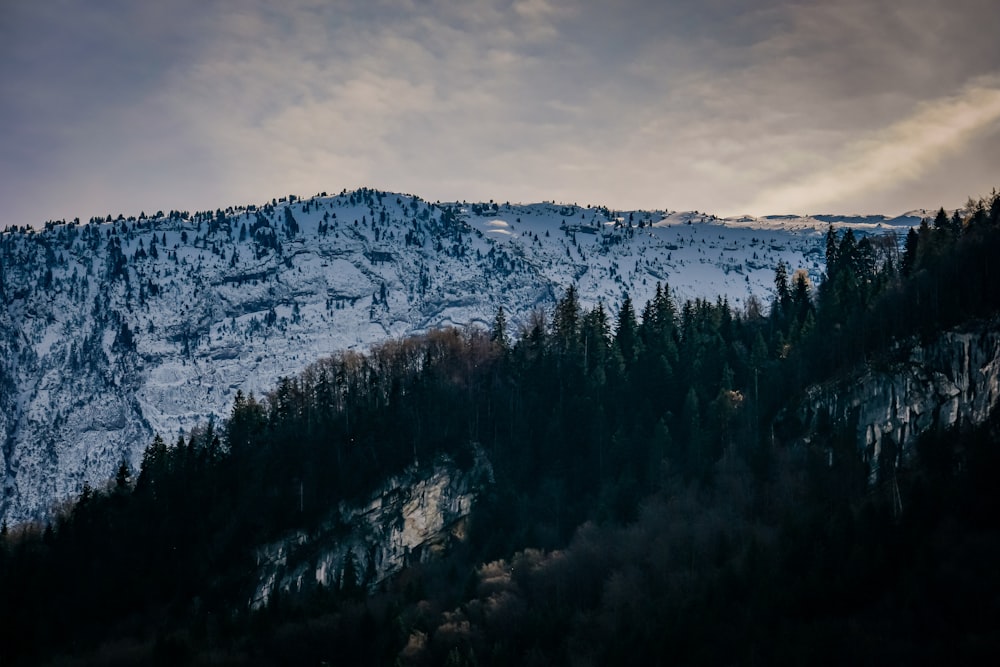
[2,0,999,228]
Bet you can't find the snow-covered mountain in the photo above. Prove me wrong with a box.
[0,187,919,524]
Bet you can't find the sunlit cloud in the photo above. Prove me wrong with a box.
[1,0,998,227]
[741,80,1000,215]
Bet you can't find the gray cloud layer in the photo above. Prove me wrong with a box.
[1,0,998,226]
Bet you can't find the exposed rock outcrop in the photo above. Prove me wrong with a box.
[784,321,1000,481]
[251,450,493,609]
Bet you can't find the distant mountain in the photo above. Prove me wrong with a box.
[0,188,911,524]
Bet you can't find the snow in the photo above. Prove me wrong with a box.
[0,188,920,524]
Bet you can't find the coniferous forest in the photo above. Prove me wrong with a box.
[2,191,1000,665]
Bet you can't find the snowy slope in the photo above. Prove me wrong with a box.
[0,188,916,524]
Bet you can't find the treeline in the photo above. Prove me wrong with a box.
[1,191,999,664]
[799,192,1000,383]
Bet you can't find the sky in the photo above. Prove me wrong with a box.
[1,0,999,228]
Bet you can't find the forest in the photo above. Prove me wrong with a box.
[1,191,1000,665]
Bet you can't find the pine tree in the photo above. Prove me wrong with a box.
[581,303,611,379]
[615,294,640,365]
[933,207,949,231]
[640,282,677,358]
[950,210,964,235]
[773,262,791,318]
[137,434,168,499]
[914,218,933,271]
[115,459,131,493]
[902,227,919,277]
[490,306,509,350]
[552,285,581,356]
[838,229,859,274]
[825,225,839,276]
[792,270,812,329]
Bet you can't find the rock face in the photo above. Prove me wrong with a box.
[251,452,493,609]
[786,321,1000,480]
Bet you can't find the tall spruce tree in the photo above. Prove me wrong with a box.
[615,294,640,366]
[491,306,510,350]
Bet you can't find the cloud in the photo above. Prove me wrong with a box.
[1,0,999,227]
[740,80,1000,214]
[589,0,1000,214]
[141,0,589,208]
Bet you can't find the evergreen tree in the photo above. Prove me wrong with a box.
[950,209,965,235]
[901,227,919,277]
[552,285,582,356]
[615,294,640,366]
[825,225,839,275]
[791,270,812,329]
[968,199,988,230]
[640,282,677,358]
[773,262,791,314]
[115,459,131,493]
[490,306,509,350]
[581,303,611,379]
[933,207,949,231]
[838,229,859,275]
[914,218,934,271]
[136,434,168,500]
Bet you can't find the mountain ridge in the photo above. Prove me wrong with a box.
[0,187,912,524]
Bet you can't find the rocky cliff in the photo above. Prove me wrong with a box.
[784,320,1000,481]
[251,451,493,609]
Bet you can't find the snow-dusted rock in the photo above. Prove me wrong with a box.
[2,188,894,524]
